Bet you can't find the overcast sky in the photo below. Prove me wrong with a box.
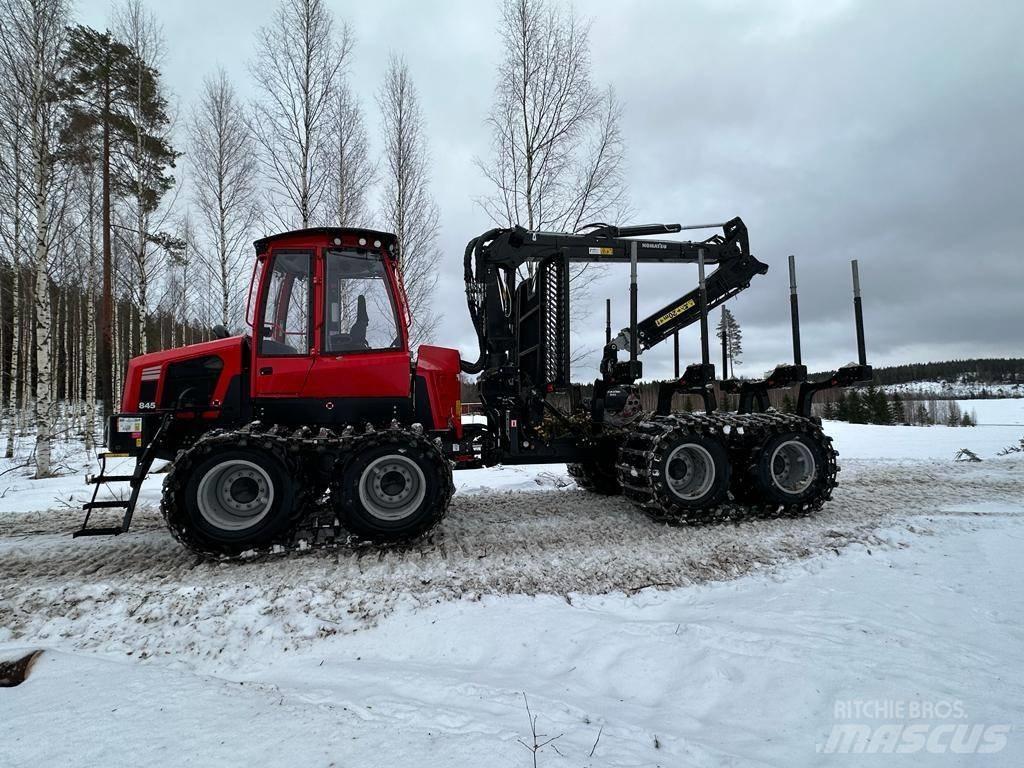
[76,0,1024,378]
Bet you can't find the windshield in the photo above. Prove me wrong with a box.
[323,249,401,353]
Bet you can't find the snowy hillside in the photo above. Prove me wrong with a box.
[2,409,1022,766]
[881,380,1023,399]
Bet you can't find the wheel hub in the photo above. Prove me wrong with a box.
[229,476,260,505]
[196,459,275,531]
[665,443,716,501]
[359,454,426,521]
[770,439,816,494]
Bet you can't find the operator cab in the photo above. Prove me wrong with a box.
[245,228,461,434]
[253,228,406,358]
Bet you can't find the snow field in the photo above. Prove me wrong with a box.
[0,406,1022,766]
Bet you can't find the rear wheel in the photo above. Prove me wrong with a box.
[162,437,304,556]
[749,431,829,508]
[618,417,732,523]
[333,428,453,542]
[655,433,731,515]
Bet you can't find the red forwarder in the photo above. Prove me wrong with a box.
[80,217,871,558]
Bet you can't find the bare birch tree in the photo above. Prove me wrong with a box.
[113,0,178,355]
[250,0,351,229]
[71,160,100,449]
[377,55,440,347]
[0,65,29,457]
[323,80,374,227]
[477,0,627,234]
[188,69,259,329]
[0,0,70,476]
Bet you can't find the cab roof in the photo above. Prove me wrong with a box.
[253,227,398,256]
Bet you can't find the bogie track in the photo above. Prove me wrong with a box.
[161,421,453,560]
[615,411,838,525]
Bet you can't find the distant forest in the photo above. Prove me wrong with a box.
[869,358,1024,386]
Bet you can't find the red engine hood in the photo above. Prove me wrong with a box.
[121,335,247,413]
[128,335,246,368]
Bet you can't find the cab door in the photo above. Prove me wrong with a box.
[302,248,411,406]
[252,250,315,397]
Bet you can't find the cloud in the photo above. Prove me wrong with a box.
[79,0,1024,377]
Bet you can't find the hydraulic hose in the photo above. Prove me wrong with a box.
[459,229,501,375]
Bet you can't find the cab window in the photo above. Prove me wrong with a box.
[324,249,400,353]
[259,251,312,355]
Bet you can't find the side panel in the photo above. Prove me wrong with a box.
[415,345,463,438]
[252,396,413,427]
[120,336,245,415]
[303,350,412,399]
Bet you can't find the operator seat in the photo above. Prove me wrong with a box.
[349,295,369,347]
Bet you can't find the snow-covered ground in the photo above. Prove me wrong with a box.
[1,407,1023,766]
[881,379,1023,399]
[953,397,1024,426]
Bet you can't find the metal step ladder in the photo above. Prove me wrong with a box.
[75,416,169,537]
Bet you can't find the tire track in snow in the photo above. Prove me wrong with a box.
[0,459,1021,659]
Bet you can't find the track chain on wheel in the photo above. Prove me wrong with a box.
[330,426,455,543]
[616,411,838,525]
[160,421,452,561]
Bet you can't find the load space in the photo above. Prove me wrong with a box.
[78,217,871,558]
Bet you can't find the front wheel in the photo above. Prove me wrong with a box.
[333,429,453,542]
[162,438,303,556]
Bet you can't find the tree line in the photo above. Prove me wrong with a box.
[0,0,626,477]
[869,358,1024,387]
[819,388,977,427]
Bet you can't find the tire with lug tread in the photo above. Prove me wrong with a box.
[618,416,732,523]
[652,430,731,518]
[333,428,453,542]
[748,429,831,508]
[161,431,308,557]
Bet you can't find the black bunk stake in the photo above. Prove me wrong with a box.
[629,241,638,364]
[852,259,867,366]
[605,298,612,345]
[673,331,680,379]
[720,306,729,378]
[789,254,802,366]
[698,247,710,368]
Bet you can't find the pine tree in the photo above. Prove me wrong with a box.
[780,393,795,414]
[715,306,743,377]
[834,391,848,421]
[867,387,893,425]
[846,390,867,424]
[60,25,177,416]
[822,398,837,419]
[946,400,962,427]
[891,393,906,424]
[915,403,931,425]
